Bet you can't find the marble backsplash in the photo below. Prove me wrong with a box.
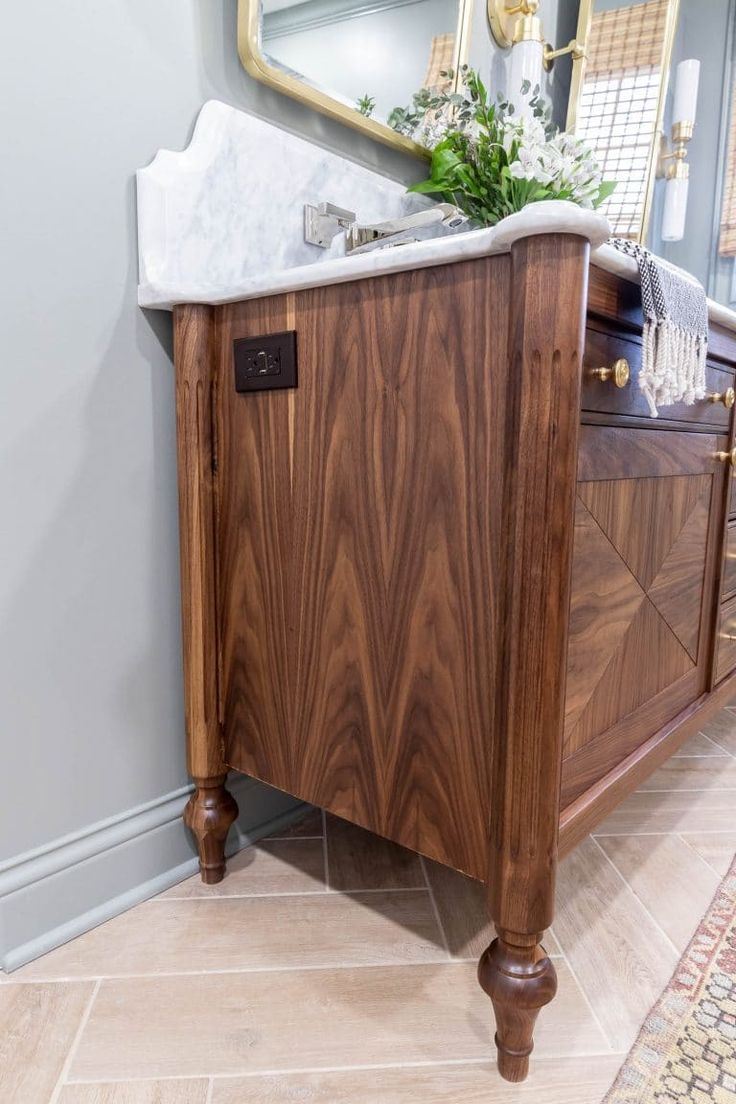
[136,99,435,294]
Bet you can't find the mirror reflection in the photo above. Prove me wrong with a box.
[261,0,468,130]
[572,0,676,241]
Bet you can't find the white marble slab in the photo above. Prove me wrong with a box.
[136,99,736,336]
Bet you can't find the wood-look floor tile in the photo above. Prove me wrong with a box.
[596,834,719,952]
[162,839,327,899]
[554,837,679,1051]
[16,893,445,980]
[593,788,736,835]
[702,710,736,755]
[325,815,425,891]
[680,831,736,876]
[0,981,94,1102]
[673,731,729,756]
[60,1081,208,1103]
[70,961,609,1081]
[267,808,323,838]
[211,1054,623,1103]
[423,859,561,959]
[636,757,736,791]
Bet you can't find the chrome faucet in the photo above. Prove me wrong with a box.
[345,204,468,254]
[304,201,468,254]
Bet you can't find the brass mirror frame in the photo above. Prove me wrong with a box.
[237,0,474,157]
[565,0,681,243]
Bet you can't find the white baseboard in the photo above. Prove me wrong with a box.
[0,775,305,972]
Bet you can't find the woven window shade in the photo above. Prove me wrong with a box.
[423,33,455,92]
[719,81,736,256]
[586,0,668,77]
[575,0,669,238]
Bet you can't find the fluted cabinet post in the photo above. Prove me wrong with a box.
[173,304,237,884]
[479,234,590,1081]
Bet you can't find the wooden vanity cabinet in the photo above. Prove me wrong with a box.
[172,236,736,1087]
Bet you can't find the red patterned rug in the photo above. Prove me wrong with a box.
[604,853,736,1103]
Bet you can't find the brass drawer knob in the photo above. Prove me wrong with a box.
[591,358,630,388]
[709,387,736,408]
[716,447,736,465]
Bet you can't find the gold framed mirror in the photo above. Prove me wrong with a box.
[237,0,474,156]
[566,0,681,242]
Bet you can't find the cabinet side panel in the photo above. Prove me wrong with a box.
[216,259,509,877]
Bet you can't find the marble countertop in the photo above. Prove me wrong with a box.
[138,201,611,311]
[138,201,736,335]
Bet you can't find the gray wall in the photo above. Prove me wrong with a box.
[0,0,423,968]
[0,0,414,865]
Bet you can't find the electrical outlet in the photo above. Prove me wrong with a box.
[233,331,298,393]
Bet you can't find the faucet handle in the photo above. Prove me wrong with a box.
[304,202,356,248]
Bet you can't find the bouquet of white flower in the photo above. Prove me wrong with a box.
[407,67,614,225]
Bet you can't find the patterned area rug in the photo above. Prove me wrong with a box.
[604,853,736,1103]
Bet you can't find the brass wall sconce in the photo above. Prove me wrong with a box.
[658,59,700,242]
[488,0,585,83]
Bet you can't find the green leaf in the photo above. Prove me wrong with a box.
[593,179,617,207]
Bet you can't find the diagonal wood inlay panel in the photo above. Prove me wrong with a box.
[564,499,645,736]
[647,493,711,661]
[579,475,710,591]
[565,597,694,757]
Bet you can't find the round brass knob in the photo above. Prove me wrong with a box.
[592,358,630,388]
[709,388,736,408]
[715,447,736,465]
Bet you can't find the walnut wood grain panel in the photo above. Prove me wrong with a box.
[715,593,736,682]
[562,426,726,800]
[722,523,736,600]
[564,499,645,735]
[216,259,509,878]
[173,305,223,777]
[559,672,736,856]
[581,326,732,429]
[577,426,722,481]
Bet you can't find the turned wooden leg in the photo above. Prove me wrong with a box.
[184,775,238,884]
[484,236,589,1081]
[478,931,558,1082]
[174,306,236,883]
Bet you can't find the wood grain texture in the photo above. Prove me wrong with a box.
[561,426,725,802]
[217,259,508,878]
[59,1082,209,1104]
[721,522,736,600]
[483,234,590,1080]
[559,670,736,855]
[0,982,94,1103]
[173,305,237,882]
[716,592,736,681]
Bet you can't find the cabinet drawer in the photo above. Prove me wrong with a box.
[581,325,733,428]
[730,473,736,518]
[723,524,736,601]
[716,594,736,682]
[562,425,726,805]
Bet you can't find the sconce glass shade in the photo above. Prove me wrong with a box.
[673,59,700,125]
[662,175,689,241]
[508,39,543,115]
